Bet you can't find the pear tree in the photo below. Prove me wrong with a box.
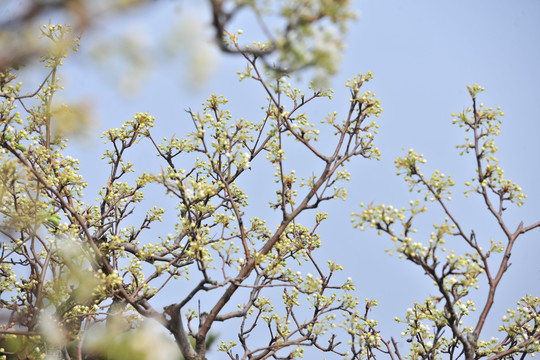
[0,2,539,360]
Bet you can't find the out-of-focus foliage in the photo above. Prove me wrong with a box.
[0,0,355,86]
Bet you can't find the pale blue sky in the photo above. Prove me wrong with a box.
[26,0,540,357]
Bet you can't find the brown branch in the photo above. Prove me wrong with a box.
[486,331,540,360]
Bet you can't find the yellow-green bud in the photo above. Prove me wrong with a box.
[47,214,61,227]
[14,143,26,152]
